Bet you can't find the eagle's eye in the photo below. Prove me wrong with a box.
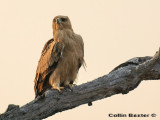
[60,18,66,22]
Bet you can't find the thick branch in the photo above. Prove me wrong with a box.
[0,49,160,120]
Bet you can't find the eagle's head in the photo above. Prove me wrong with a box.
[52,15,73,33]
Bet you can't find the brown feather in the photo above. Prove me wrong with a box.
[34,39,65,97]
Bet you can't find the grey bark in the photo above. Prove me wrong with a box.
[0,49,160,120]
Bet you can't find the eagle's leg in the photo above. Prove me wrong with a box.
[64,80,73,91]
[51,86,64,93]
[49,72,64,92]
[68,84,73,90]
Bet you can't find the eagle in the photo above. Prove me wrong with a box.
[34,15,85,98]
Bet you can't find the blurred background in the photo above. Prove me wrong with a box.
[0,0,160,120]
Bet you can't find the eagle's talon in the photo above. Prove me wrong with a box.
[68,84,72,89]
[51,87,64,93]
[72,84,77,86]
[62,84,73,92]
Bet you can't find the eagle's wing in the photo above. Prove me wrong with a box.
[34,39,64,97]
[75,35,86,69]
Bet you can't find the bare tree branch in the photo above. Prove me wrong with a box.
[0,49,160,120]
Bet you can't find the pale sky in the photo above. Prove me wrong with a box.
[0,0,160,120]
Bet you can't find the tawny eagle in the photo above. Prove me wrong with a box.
[34,15,85,98]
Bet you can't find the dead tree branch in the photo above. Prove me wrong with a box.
[0,49,160,120]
